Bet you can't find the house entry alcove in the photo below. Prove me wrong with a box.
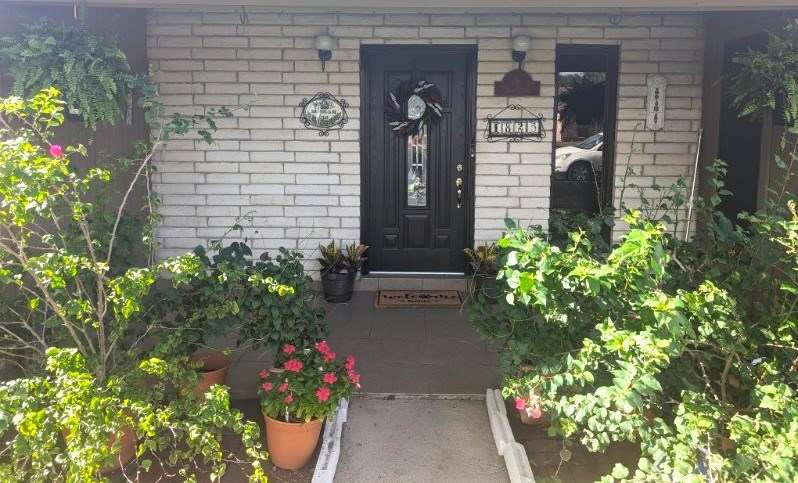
[360,45,477,274]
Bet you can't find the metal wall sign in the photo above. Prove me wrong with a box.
[645,74,667,131]
[299,92,349,136]
[483,104,546,142]
[493,69,541,97]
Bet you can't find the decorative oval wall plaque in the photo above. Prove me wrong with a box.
[299,92,349,136]
[645,75,668,131]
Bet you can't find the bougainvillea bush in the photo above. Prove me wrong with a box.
[0,89,270,481]
[260,341,360,422]
[469,21,798,480]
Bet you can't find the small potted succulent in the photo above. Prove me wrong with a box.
[464,243,499,300]
[259,341,360,470]
[317,241,368,302]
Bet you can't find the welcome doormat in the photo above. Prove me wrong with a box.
[375,290,462,308]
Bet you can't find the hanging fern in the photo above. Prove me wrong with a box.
[0,18,132,130]
[727,20,798,126]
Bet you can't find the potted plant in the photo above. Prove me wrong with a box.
[0,17,133,130]
[317,241,368,302]
[158,239,307,397]
[464,243,499,299]
[259,341,360,470]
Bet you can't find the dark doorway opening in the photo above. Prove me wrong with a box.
[717,33,768,221]
[550,45,619,242]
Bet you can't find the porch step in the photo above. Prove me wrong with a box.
[356,276,468,292]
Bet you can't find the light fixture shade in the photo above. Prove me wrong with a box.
[512,35,530,52]
[314,34,333,51]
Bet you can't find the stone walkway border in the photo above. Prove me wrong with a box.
[486,389,536,483]
[311,398,349,483]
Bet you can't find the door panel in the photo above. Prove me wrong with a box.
[361,46,476,273]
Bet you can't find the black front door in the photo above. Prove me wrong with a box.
[361,45,476,273]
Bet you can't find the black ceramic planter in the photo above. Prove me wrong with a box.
[322,271,357,302]
[474,273,499,301]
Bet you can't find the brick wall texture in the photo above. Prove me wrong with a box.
[148,9,704,262]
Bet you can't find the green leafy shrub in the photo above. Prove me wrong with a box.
[470,20,798,478]
[156,238,327,356]
[0,89,268,481]
[1,19,132,130]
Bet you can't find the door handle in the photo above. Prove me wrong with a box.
[455,177,463,209]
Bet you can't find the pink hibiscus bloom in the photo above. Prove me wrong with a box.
[323,351,336,362]
[323,372,337,384]
[315,341,331,355]
[260,369,269,379]
[514,397,526,411]
[284,394,293,404]
[283,358,304,373]
[316,387,331,402]
[345,355,355,370]
[279,382,288,392]
[349,372,361,388]
[526,406,542,419]
[283,344,296,355]
[261,381,273,391]
[49,145,64,157]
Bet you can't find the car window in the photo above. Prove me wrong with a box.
[575,133,603,150]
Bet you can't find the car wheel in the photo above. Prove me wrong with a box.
[567,161,594,182]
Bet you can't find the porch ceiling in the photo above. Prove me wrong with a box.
[8,0,798,11]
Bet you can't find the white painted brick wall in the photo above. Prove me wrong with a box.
[149,8,704,262]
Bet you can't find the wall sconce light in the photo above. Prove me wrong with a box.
[314,34,333,71]
[512,35,530,71]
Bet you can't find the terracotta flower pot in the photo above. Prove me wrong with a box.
[100,425,137,473]
[62,424,136,474]
[191,353,231,397]
[263,412,323,470]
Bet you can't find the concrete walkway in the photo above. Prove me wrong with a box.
[336,397,509,483]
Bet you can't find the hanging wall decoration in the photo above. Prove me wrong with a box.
[385,80,443,137]
[483,104,546,142]
[299,92,349,136]
[645,74,668,131]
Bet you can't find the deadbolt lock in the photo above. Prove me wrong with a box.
[456,163,463,172]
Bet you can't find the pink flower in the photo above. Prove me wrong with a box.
[526,406,542,419]
[261,381,272,391]
[315,341,331,354]
[515,397,526,411]
[316,387,331,402]
[323,372,337,384]
[284,394,293,404]
[349,372,361,389]
[260,369,269,379]
[279,382,288,392]
[345,355,355,371]
[49,145,64,157]
[323,351,336,363]
[283,344,296,355]
[283,358,304,373]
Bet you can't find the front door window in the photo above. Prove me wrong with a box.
[406,125,428,207]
